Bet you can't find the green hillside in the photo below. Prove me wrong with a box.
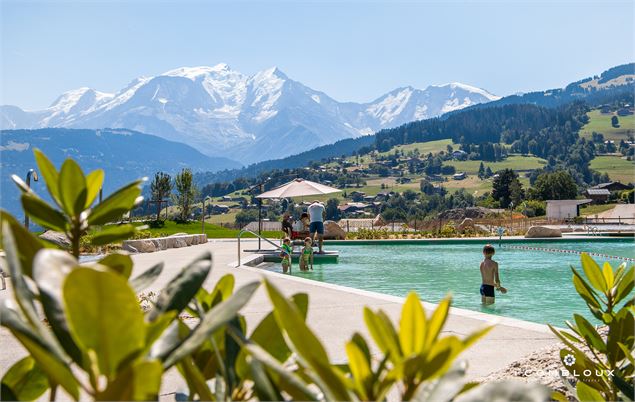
[580,109,635,141]
[589,156,635,183]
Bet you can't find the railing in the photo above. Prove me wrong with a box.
[236,229,283,267]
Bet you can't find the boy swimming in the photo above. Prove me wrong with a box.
[281,238,293,273]
[479,244,507,305]
[299,237,314,271]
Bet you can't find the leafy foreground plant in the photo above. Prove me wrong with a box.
[549,254,634,402]
[1,150,552,401]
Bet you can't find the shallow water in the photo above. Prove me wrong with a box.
[270,239,634,326]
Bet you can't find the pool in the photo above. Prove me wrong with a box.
[270,238,634,326]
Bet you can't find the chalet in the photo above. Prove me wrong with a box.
[363,195,376,202]
[452,150,468,160]
[211,204,230,214]
[396,177,412,184]
[584,188,611,204]
[546,199,592,219]
[600,105,611,114]
[590,182,633,192]
[453,172,467,180]
[426,174,445,182]
[617,108,634,116]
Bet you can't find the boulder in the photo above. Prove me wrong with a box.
[525,226,562,238]
[324,221,347,240]
[122,239,158,253]
[39,231,71,248]
[373,214,386,227]
[457,218,475,231]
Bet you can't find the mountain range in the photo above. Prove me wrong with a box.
[0,64,500,164]
[0,128,240,219]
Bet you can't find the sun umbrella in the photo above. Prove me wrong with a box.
[256,178,341,199]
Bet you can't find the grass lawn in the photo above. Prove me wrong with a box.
[378,139,454,157]
[589,156,635,184]
[580,110,635,141]
[132,220,281,239]
[445,155,547,175]
[579,203,618,217]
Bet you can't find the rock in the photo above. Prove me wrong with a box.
[122,234,208,253]
[324,221,347,240]
[122,239,157,253]
[39,231,71,248]
[525,226,562,238]
[170,233,189,237]
[373,214,386,227]
[457,218,475,231]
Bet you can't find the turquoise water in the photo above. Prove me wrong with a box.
[273,239,634,326]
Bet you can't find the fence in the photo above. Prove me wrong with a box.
[243,215,635,237]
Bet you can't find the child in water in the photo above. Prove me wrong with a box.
[281,238,293,273]
[479,244,507,305]
[300,237,314,271]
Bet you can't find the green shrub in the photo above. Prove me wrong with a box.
[549,254,634,401]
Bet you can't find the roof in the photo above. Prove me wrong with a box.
[546,199,592,205]
[585,188,611,196]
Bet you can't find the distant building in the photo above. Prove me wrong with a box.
[590,182,632,192]
[546,199,592,219]
[617,108,634,117]
[584,188,611,204]
[600,105,611,114]
[453,172,467,180]
[452,150,468,160]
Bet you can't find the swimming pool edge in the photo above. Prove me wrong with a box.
[233,254,559,335]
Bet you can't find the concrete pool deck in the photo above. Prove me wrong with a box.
[0,238,561,398]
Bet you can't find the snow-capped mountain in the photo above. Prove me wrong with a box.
[1,64,500,163]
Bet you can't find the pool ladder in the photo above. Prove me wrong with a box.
[236,229,285,267]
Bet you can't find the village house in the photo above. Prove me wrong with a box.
[546,199,592,219]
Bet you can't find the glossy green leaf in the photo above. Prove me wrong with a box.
[97,359,163,401]
[351,332,371,364]
[88,180,143,225]
[243,342,319,401]
[249,357,284,402]
[264,280,350,401]
[614,266,634,306]
[130,262,164,292]
[426,295,451,350]
[33,148,62,206]
[602,262,615,290]
[572,271,601,309]
[85,169,104,208]
[146,252,211,322]
[613,373,635,401]
[364,307,402,361]
[90,224,136,246]
[1,356,49,401]
[63,268,146,378]
[32,249,83,364]
[58,159,88,216]
[13,332,80,401]
[0,210,50,277]
[2,224,68,362]
[580,253,607,293]
[345,341,371,400]
[162,281,259,367]
[21,194,68,233]
[97,253,133,278]
[573,314,606,353]
[576,380,605,402]
[176,356,215,402]
[399,292,426,355]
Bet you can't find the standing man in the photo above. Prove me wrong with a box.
[308,200,326,254]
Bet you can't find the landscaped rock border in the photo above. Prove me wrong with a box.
[122,234,207,253]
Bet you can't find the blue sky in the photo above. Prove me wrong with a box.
[1,0,633,109]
